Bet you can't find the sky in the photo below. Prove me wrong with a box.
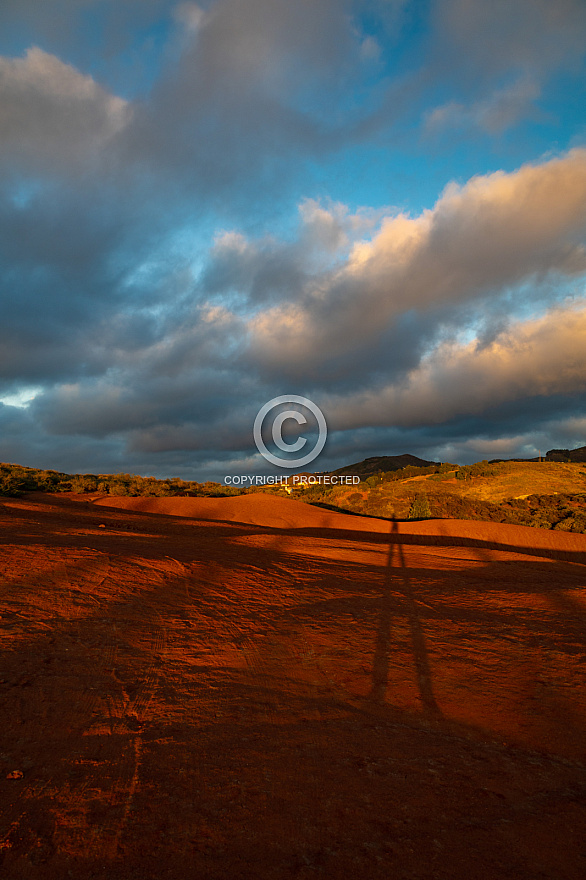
[1,0,586,481]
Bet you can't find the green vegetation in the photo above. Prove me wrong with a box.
[409,494,431,519]
[301,460,586,534]
[455,460,499,480]
[0,463,243,499]
[2,457,586,534]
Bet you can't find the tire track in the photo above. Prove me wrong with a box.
[64,620,164,862]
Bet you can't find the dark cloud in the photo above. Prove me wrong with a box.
[4,150,586,475]
[114,0,375,218]
[1,2,586,479]
[434,0,586,81]
[426,0,586,134]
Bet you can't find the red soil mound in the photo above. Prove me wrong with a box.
[94,491,586,560]
[91,491,383,531]
[402,516,586,561]
[1,491,586,879]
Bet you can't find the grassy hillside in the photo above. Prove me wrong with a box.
[446,460,586,502]
[0,462,241,499]
[299,460,586,533]
[2,458,586,533]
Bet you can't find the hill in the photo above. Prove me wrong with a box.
[330,453,440,478]
[298,460,586,533]
[545,444,586,463]
[92,491,380,532]
[489,444,586,464]
[92,492,586,557]
[2,452,586,533]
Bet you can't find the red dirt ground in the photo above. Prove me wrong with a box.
[1,491,586,879]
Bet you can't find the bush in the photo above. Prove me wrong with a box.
[70,476,99,493]
[553,514,586,533]
[409,494,431,519]
[0,475,26,496]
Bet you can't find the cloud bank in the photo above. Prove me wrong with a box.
[0,0,585,476]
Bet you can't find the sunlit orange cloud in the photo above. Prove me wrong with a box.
[323,302,586,429]
[247,149,586,374]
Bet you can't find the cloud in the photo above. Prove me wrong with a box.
[246,149,586,378]
[5,148,582,477]
[420,0,586,135]
[0,2,585,479]
[434,0,586,81]
[0,167,171,389]
[128,0,355,158]
[173,2,206,32]
[324,303,586,430]
[0,1,176,82]
[114,0,411,214]
[0,47,130,172]
[360,35,381,62]
[201,199,384,305]
[0,3,366,212]
[425,77,542,135]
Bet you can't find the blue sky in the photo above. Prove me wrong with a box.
[1,0,586,480]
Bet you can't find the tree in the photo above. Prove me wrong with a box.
[409,494,431,519]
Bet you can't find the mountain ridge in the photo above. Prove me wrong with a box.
[328,453,440,478]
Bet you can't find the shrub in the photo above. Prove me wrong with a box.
[409,494,431,519]
[0,475,26,496]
